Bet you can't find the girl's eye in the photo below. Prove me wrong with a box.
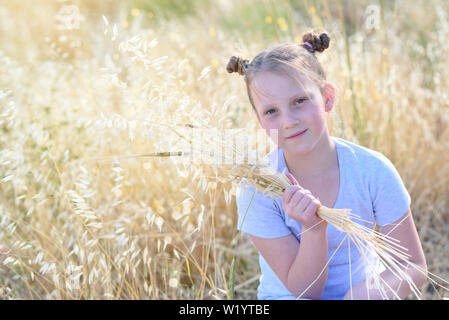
[264,98,307,115]
[296,98,307,105]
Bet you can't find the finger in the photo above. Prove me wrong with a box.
[295,195,312,213]
[306,201,322,219]
[304,200,320,216]
[304,201,322,225]
[286,173,298,185]
[283,185,300,204]
[291,190,312,207]
[285,173,304,190]
[283,190,298,212]
[303,189,312,196]
[289,190,305,208]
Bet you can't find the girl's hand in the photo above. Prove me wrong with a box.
[282,173,325,230]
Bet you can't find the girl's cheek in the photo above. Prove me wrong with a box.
[266,123,282,141]
[265,128,283,146]
[260,117,276,130]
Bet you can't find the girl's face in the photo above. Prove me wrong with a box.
[251,71,334,155]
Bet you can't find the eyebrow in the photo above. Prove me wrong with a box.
[261,92,309,109]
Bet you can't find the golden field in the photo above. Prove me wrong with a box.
[0,0,448,299]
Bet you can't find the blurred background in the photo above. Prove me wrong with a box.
[0,0,448,299]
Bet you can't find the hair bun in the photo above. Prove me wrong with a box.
[226,56,250,75]
[302,32,330,53]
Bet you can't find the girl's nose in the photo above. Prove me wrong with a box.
[282,110,300,130]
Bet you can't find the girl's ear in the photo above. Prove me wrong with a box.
[323,83,335,112]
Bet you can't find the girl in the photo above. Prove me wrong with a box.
[227,32,428,300]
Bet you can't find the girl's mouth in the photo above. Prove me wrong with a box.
[286,129,307,139]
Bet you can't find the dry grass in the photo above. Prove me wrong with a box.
[1,0,449,299]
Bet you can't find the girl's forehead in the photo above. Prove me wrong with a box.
[251,72,314,105]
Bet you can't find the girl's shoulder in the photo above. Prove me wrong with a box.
[331,136,395,172]
[333,136,411,226]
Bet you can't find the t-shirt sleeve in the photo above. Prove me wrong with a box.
[369,154,411,226]
[235,179,292,238]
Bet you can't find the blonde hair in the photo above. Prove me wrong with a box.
[226,31,331,112]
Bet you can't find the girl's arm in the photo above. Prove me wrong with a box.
[249,173,329,300]
[249,223,328,300]
[343,208,428,300]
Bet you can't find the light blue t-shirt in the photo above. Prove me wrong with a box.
[235,136,411,300]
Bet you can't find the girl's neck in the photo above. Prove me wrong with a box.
[283,133,337,180]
